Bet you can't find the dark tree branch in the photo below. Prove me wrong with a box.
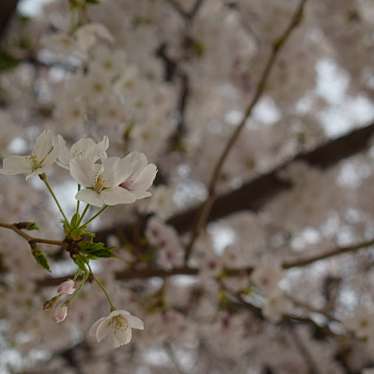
[167,121,374,233]
[0,0,18,43]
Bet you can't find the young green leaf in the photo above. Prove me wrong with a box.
[31,244,51,272]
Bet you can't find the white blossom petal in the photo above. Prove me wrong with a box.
[126,315,144,330]
[76,189,104,207]
[101,187,136,206]
[0,156,32,175]
[130,164,157,196]
[70,158,101,187]
[32,130,56,160]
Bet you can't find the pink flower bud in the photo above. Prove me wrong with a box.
[57,279,76,295]
[54,305,68,323]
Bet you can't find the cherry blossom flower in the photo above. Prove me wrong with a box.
[70,153,157,207]
[56,135,109,170]
[89,310,144,348]
[57,279,76,295]
[0,130,57,179]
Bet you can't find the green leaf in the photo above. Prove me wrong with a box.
[0,51,20,72]
[79,241,113,258]
[31,245,51,272]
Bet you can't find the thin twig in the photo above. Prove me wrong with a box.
[282,238,374,269]
[184,0,308,263]
[0,222,63,246]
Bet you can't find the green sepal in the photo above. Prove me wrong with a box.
[70,212,81,228]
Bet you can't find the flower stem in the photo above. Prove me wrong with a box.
[75,184,81,216]
[88,263,116,311]
[81,206,108,227]
[40,174,69,226]
[77,204,90,226]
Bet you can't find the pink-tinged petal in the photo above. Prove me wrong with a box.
[70,158,101,187]
[116,152,147,185]
[127,315,144,330]
[76,189,104,207]
[101,187,136,206]
[131,164,157,194]
[57,279,76,295]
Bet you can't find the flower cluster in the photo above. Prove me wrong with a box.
[0,129,155,347]
[0,130,157,207]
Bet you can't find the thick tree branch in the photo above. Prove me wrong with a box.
[166,120,374,234]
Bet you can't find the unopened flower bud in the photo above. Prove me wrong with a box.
[54,304,68,323]
[57,279,76,295]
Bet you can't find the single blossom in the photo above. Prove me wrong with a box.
[54,304,68,323]
[70,152,157,207]
[57,279,76,295]
[0,130,57,179]
[56,135,109,170]
[89,310,144,348]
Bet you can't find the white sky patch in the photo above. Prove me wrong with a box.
[225,110,242,125]
[252,96,281,126]
[143,348,170,366]
[319,96,374,137]
[291,227,320,252]
[18,0,56,17]
[337,161,371,188]
[316,59,350,104]
[208,225,236,254]
[315,59,374,137]
[7,137,28,154]
[174,180,207,209]
[53,180,78,215]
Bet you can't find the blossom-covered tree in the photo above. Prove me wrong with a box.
[0,0,374,373]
